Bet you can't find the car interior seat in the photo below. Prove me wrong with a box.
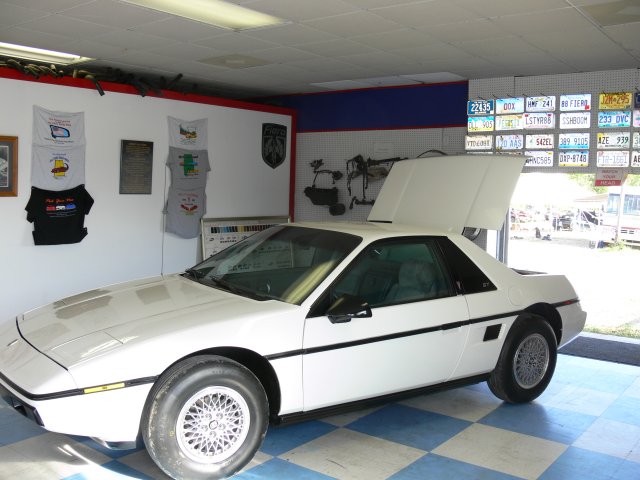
[385,260,437,303]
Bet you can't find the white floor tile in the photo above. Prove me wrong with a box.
[400,386,502,422]
[623,377,640,399]
[541,385,618,416]
[432,423,567,480]
[573,418,640,463]
[281,428,425,480]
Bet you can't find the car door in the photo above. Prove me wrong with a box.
[302,237,470,411]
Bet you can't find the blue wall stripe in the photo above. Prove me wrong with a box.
[261,81,469,132]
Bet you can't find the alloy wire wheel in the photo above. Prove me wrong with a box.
[177,386,251,463]
[512,333,550,389]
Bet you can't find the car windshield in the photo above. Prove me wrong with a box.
[185,225,362,305]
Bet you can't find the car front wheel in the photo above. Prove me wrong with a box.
[488,315,557,403]
[142,355,268,480]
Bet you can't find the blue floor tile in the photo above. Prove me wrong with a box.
[539,446,640,480]
[0,412,46,446]
[62,459,153,480]
[479,402,597,443]
[260,421,337,456]
[389,453,521,480]
[68,436,145,459]
[346,404,471,451]
[552,366,637,395]
[602,396,640,427]
[236,458,336,479]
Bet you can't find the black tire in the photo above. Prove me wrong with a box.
[488,315,557,403]
[142,355,268,480]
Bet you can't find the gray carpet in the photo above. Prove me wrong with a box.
[559,335,640,366]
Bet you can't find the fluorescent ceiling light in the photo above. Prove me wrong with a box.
[0,42,93,65]
[121,0,285,30]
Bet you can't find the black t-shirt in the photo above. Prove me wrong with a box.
[25,185,94,245]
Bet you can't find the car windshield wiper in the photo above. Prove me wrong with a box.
[183,268,203,284]
[208,277,272,301]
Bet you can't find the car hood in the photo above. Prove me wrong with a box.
[368,154,526,232]
[18,275,265,353]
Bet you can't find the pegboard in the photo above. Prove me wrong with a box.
[468,68,640,173]
[294,127,467,222]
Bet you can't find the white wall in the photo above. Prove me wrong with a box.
[0,76,292,320]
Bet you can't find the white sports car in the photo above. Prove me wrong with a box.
[0,155,586,480]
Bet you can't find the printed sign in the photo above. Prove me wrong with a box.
[558,133,590,150]
[595,168,624,186]
[597,132,631,149]
[495,114,523,131]
[524,150,553,167]
[634,132,640,149]
[559,94,591,111]
[634,110,640,127]
[468,116,494,132]
[262,123,287,169]
[496,97,525,114]
[559,112,591,129]
[467,99,495,115]
[598,111,631,128]
[495,135,523,150]
[597,150,629,167]
[632,151,640,167]
[523,112,555,129]
[465,135,493,150]
[525,134,554,149]
[526,96,556,112]
[558,151,589,167]
[599,92,633,110]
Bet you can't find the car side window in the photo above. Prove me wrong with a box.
[436,238,496,294]
[329,238,453,309]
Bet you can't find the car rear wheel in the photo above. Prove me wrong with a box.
[142,355,268,480]
[488,315,557,403]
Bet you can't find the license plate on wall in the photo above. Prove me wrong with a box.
[597,150,630,167]
[597,132,631,149]
[598,111,631,128]
[524,150,554,167]
[558,133,590,149]
[468,116,494,132]
[558,151,589,167]
[525,134,554,149]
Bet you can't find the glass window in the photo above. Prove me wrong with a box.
[606,194,620,214]
[437,238,496,294]
[324,237,453,310]
[187,226,362,305]
[623,194,640,216]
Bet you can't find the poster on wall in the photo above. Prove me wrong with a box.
[119,140,153,194]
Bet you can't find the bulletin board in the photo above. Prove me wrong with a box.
[201,215,290,259]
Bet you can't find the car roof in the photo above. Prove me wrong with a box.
[287,221,451,240]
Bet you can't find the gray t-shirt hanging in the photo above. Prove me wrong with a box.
[165,187,206,239]
[31,144,86,191]
[167,147,210,188]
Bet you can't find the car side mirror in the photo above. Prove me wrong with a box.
[327,294,372,324]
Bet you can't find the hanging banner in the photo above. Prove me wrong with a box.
[599,92,633,110]
[33,105,85,147]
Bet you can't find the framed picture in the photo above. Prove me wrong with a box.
[0,136,18,197]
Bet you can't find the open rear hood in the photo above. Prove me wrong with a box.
[367,154,526,232]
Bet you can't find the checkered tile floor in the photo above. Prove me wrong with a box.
[1,354,639,479]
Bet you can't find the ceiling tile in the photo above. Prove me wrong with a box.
[605,22,640,51]
[0,2,49,26]
[336,51,422,73]
[243,23,338,45]
[419,18,508,43]
[454,0,568,18]
[93,29,177,50]
[195,33,277,52]
[452,35,542,57]
[371,0,483,27]
[351,28,439,51]
[0,26,74,52]
[489,7,596,34]
[18,14,117,39]
[303,10,403,37]
[130,17,228,42]
[148,42,222,62]
[241,0,358,21]
[250,46,320,63]
[295,39,377,57]
[62,0,169,29]
[394,43,475,62]
[1,0,92,13]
